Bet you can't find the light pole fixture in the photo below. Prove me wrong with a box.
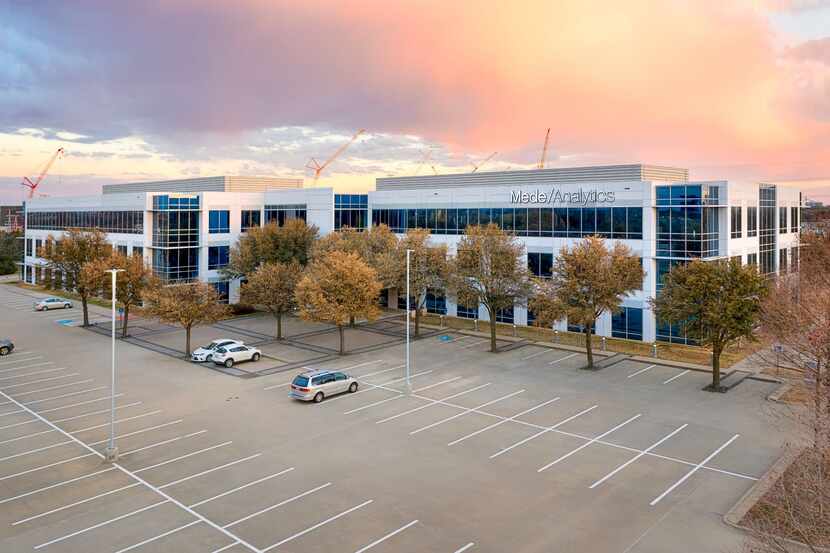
[104,268,124,462]
[405,249,413,391]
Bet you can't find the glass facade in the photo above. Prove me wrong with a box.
[779,248,788,274]
[425,290,447,314]
[730,206,742,238]
[241,210,261,232]
[265,204,307,226]
[152,195,200,282]
[759,186,776,275]
[611,307,643,341]
[456,302,478,319]
[211,281,229,304]
[335,194,368,230]
[372,206,642,238]
[208,246,230,270]
[779,207,787,234]
[495,305,514,324]
[568,320,595,333]
[527,252,553,278]
[747,206,758,237]
[27,210,143,234]
[656,206,719,258]
[209,210,230,234]
[791,206,798,233]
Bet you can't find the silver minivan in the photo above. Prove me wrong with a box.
[289,369,358,403]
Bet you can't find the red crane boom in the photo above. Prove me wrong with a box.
[22,147,65,198]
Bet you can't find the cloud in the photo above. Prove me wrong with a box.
[0,0,827,189]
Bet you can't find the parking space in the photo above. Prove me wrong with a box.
[0,291,789,553]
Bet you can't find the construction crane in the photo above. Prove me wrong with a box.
[305,129,365,185]
[22,147,65,199]
[537,128,550,169]
[471,151,497,173]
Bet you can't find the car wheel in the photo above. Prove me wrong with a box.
[0,347,9,356]
[252,353,261,362]
[349,382,358,393]
[224,358,234,368]
[205,354,212,363]
[313,392,324,403]
[64,303,70,309]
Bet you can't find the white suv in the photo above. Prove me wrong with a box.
[191,339,243,363]
[212,345,262,368]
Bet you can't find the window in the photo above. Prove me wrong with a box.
[456,302,478,319]
[527,252,553,278]
[209,210,230,233]
[747,207,758,237]
[779,248,788,274]
[747,253,758,266]
[791,206,798,233]
[397,294,417,310]
[334,194,368,231]
[568,320,595,334]
[495,305,514,324]
[612,307,643,341]
[425,290,447,314]
[335,372,347,381]
[730,206,742,238]
[208,246,230,270]
[25,238,32,256]
[241,210,261,232]
[116,245,128,256]
[133,246,143,257]
[265,204,306,227]
[26,210,144,234]
[211,281,229,303]
[779,207,787,234]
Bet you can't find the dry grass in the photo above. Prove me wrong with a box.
[420,311,763,368]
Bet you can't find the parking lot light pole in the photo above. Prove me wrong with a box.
[406,249,412,390]
[105,268,124,463]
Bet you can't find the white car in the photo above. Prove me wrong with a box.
[191,339,243,363]
[212,344,261,368]
[34,297,73,311]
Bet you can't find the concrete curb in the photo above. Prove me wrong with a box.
[766,382,791,403]
[722,447,822,552]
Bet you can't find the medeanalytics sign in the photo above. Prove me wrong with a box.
[510,188,616,205]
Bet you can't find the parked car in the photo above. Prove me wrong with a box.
[191,339,244,363]
[212,344,261,368]
[34,297,72,311]
[289,369,358,403]
[0,338,14,356]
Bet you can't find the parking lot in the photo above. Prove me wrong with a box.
[0,283,788,552]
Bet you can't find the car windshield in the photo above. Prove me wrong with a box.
[292,375,309,387]
[215,347,227,354]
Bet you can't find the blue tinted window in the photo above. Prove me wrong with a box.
[209,210,229,233]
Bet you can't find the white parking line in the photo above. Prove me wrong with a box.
[521,348,554,361]
[0,372,78,390]
[324,370,434,404]
[261,499,374,551]
[663,370,690,384]
[490,405,598,459]
[10,378,94,397]
[113,521,202,553]
[16,483,144,526]
[0,409,162,446]
[190,467,295,508]
[459,339,488,350]
[0,366,65,381]
[0,361,53,374]
[261,361,391,391]
[18,385,107,406]
[0,356,43,366]
[590,424,688,489]
[454,544,475,553]
[31,499,168,545]
[376,383,492,424]
[134,441,233,473]
[158,454,261,489]
[627,364,656,378]
[225,482,333,528]
[37,394,127,417]
[0,467,117,504]
[649,434,740,506]
[344,395,403,415]
[537,414,642,472]
[410,390,526,435]
[353,519,419,553]
[119,430,208,457]
[413,376,463,392]
[211,543,241,553]
[0,452,96,481]
[549,352,580,365]
[448,397,561,446]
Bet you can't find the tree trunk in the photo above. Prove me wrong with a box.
[81,294,90,327]
[121,304,130,338]
[584,327,594,369]
[487,307,497,353]
[276,313,283,340]
[710,344,722,391]
[185,325,192,358]
[349,315,355,328]
[414,304,421,337]
[338,325,345,355]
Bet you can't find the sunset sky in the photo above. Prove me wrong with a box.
[1,1,829,201]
